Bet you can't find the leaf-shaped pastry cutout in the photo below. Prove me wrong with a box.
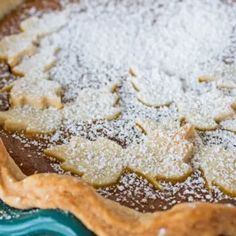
[10,76,63,109]
[0,106,62,135]
[20,13,67,38]
[131,68,183,107]
[199,76,236,89]
[63,84,120,123]
[194,144,236,196]
[176,90,236,130]
[12,46,59,76]
[198,64,236,89]
[220,115,236,132]
[45,137,125,186]
[128,120,194,183]
[45,121,195,186]
[0,13,66,67]
[0,32,37,66]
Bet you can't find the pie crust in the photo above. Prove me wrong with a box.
[0,0,23,20]
[0,1,236,236]
[0,141,236,236]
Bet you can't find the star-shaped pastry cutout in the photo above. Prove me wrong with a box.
[63,83,121,123]
[176,89,236,130]
[45,120,195,186]
[0,106,62,135]
[194,144,236,196]
[130,67,183,107]
[9,76,63,109]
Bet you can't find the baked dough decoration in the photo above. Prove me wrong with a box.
[45,120,195,186]
[63,84,121,123]
[0,32,37,67]
[12,46,59,76]
[198,65,236,89]
[220,116,236,132]
[9,76,63,109]
[130,67,182,107]
[1,79,117,135]
[45,137,125,186]
[176,89,236,130]
[0,13,66,67]
[20,13,67,39]
[194,144,236,196]
[198,75,236,89]
[0,14,64,110]
[0,140,235,236]
[129,120,194,183]
[0,106,62,135]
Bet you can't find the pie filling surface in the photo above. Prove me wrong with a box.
[0,0,236,214]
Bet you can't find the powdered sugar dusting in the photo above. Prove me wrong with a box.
[98,170,234,212]
[39,0,236,142]
[1,0,236,212]
[46,0,236,209]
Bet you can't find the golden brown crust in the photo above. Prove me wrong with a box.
[0,140,235,236]
[0,0,23,20]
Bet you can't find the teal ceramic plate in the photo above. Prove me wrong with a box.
[0,200,95,236]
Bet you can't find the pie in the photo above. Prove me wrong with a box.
[0,0,236,235]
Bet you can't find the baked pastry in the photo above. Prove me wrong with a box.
[0,0,23,20]
[0,0,236,235]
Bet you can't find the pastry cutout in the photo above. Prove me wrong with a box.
[199,76,236,89]
[10,76,63,109]
[63,84,120,123]
[0,32,37,66]
[12,46,59,76]
[0,141,235,236]
[129,120,194,183]
[0,106,62,135]
[45,120,195,186]
[20,13,67,38]
[45,137,125,186]
[198,65,236,89]
[194,144,236,196]
[130,68,182,107]
[176,90,236,130]
[0,13,66,67]
[220,116,236,132]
